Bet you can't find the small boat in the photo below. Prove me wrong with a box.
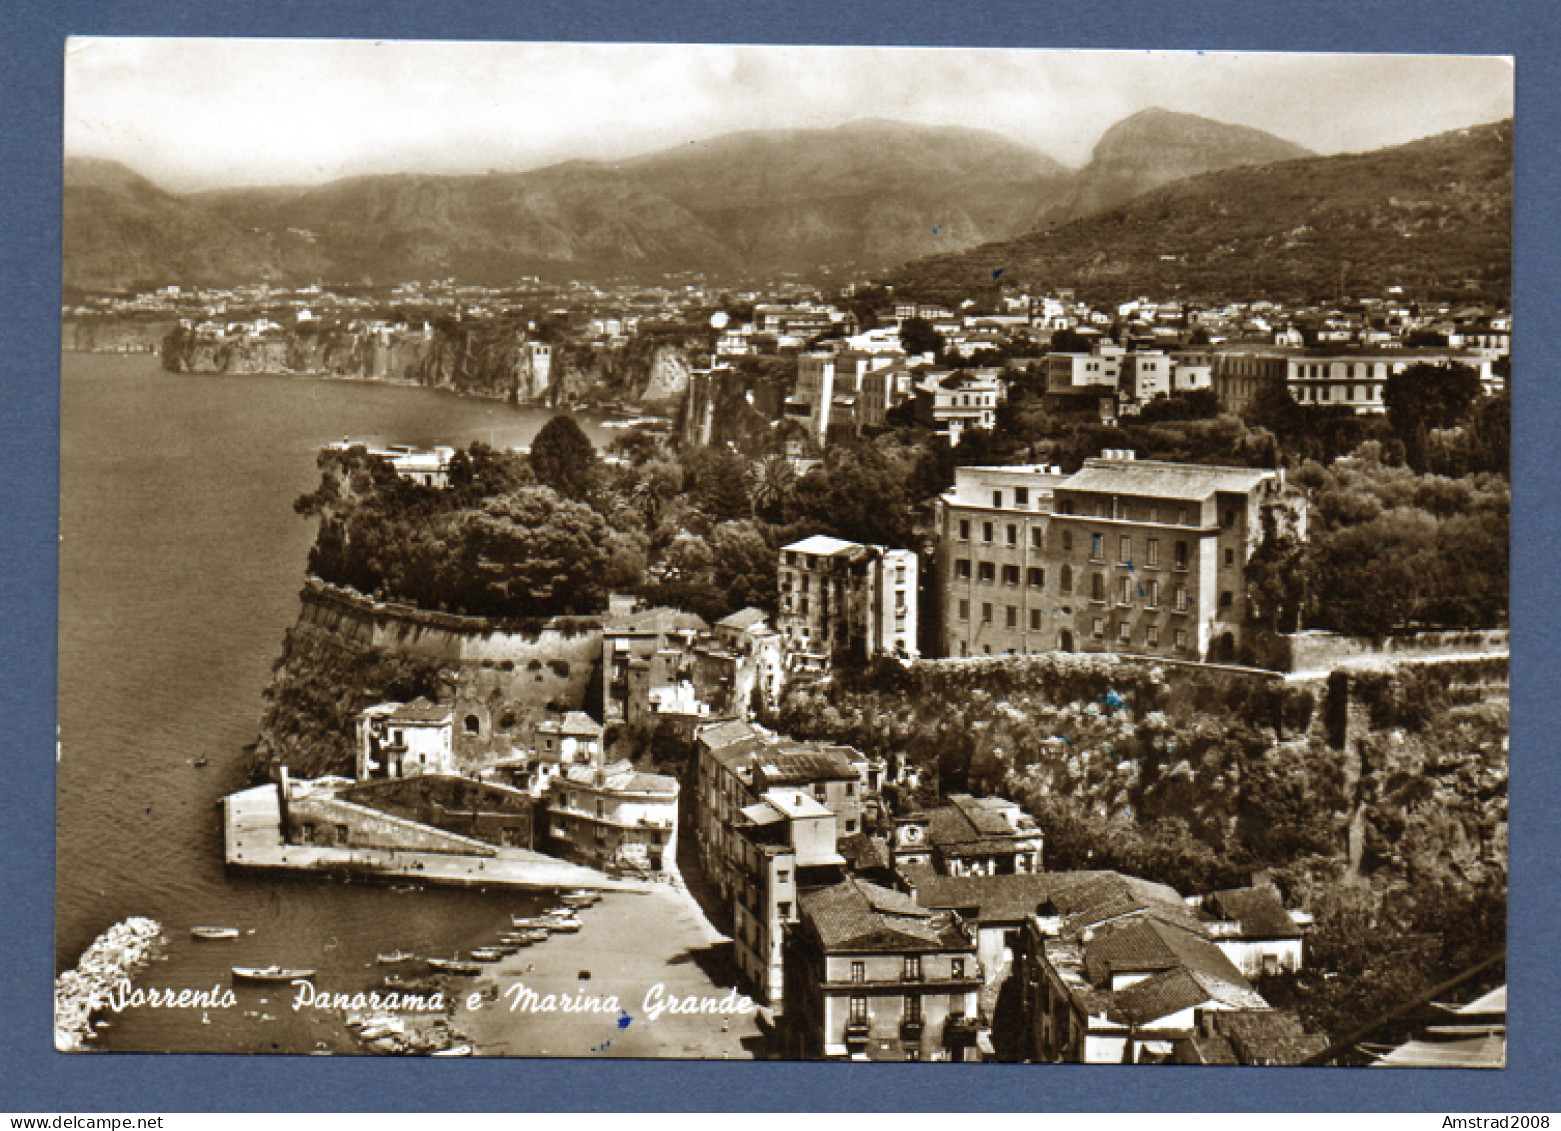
[545,916,583,933]
[542,907,574,919]
[469,948,504,962]
[191,926,240,940]
[232,965,316,983]
[559,892,597,908]
[192,757,209,767]
[376,950,418,965]
[511,916,551,929]
[491,943,521,956]
[430,1044,473,1057]
[427,957,482,976]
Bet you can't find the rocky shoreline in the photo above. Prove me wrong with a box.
[54,917,165,1051]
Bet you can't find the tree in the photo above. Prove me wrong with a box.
[528,414,599,502]
[683,446,751,523]
[446,441,532,505]
[1049,326,1095,354]
[899,316,944,360]
[455,487,608,617]
[745,455,797,524]
[1384,362,1483,465]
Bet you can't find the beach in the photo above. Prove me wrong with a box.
[454,886,765,1059]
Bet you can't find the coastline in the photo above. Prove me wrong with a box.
[453,886,764,1059]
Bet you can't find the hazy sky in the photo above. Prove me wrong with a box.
[63,39,1514,193]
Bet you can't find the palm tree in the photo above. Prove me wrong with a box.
[746,455,797,523]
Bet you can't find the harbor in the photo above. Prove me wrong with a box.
[222,783,654,893]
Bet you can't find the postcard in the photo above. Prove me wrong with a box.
[56,39,1510,1064]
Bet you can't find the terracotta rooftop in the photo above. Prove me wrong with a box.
[800,877,971,954]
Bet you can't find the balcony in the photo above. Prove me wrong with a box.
[944,1014,984,1044]
[900,1017,924,1040]
[844,1020,871,1044]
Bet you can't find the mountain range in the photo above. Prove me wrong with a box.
[61,110,1507,298]
[891,119,1512,303]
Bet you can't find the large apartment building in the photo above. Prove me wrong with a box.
[783,878,983,1062]
[1207,346,1501,416]
[778,535,918,663]
[1047,454,1305,663]
[935,454,1307,664]
[785,349,905,443]
[934,464,1069,658]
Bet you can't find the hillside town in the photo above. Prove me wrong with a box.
[141,265,1508,1064]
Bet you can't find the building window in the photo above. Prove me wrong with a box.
[1006,605,1018,629]
[978,561,996,583]
[1178,508,1188,525]
[801,598,809,616]
[1220,590,1234,608]
[1061,530,1073,553]
[1149,504,1160,523]
[958,599,969,621]
[981,602,993,623]
[1060,565,1072,593]
[959,519,970,541]
[1118,621,1132,643]
[1174,541,1189,570]
[1092,617,1105,639]
[1223,509,1236,527]
[1146,538,1159,567]
[983,522,994,543]
[1091,573,1105,603]
[1028,567,1045,589]
[1119,535,1132,564]
[904,955,922,981]
[1015,487,1029,506]
[1030,608,1042,631]
[850,996,868,1023]
[464,714,481,735]
[1174,584,1188,612]
[951,958,965,979]
[1091,533,1104,561]
[1002,564,1020,585]
[1032,527,1044,549]
[1146,624,1160,647]
[777,869,790,884]
[905,994,923,1022]
[992,490,1003,508]
[1118,576,1132,606]
[852,962,865,984]
[1175,628,1188,650]
[1225,547,1235,567]
[956,558,971,580]
[1145,579,1159,607]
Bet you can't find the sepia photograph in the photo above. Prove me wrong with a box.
[55,39,1512,1067]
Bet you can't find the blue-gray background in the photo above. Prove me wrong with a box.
[2,0,1553,1112]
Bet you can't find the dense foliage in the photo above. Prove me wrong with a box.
[771,652,1507,1044]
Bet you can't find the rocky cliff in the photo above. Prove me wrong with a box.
[159,321,706,414]
[251,579,604,780]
